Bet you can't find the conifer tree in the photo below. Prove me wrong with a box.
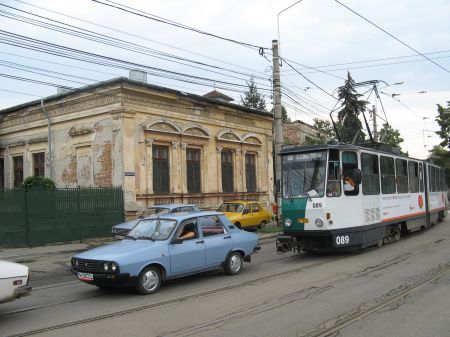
[241,76,267,111]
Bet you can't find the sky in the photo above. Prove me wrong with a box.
[0,0,449,159]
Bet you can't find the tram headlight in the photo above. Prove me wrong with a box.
[315,218,324,227]
[284,218,292,227]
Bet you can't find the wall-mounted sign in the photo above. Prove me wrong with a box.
[124,172,135,176]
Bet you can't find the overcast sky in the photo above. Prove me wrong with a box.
[0,0,449,159]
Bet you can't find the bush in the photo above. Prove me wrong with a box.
[21,176,56,190]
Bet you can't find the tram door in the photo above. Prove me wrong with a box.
[340,151,363,228]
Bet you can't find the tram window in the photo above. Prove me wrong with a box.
[327,149,341,197]
[380,156,395,194]
[361,153,380,195]
[419,163,424,192]
[408,162,419,193]
[342,151,359,196]
[395,159,408,193]
[437,168,442,191]
[430,166,436,192]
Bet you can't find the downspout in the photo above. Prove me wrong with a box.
[40,98,52,180]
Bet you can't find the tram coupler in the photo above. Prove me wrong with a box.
[276,235,295,254]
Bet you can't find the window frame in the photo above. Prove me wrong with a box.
[33,152,46,177]
[342,151,359,196]
[0,157,4,188]
[245,153,257,192]
[380,156,396,194]
[13,156,24,188]
[199,215,226,237]
[186,147,201,193]
[153,145,170,194]
[395,159,409,194]
[221,149,234,193]
[361,152,380,195]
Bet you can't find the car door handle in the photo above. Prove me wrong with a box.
[224,236,231,239]
[196,240,204,244]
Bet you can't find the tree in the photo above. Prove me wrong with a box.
[281,105,290,123]
[428,145,450,186]
[435,102,450,149]
[336,72,367,143]
[241,76,267,111]
[21,176,56,190]
[305,118,336,144]
[379,123,404,150]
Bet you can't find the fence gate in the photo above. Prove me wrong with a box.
[0,187,124,247]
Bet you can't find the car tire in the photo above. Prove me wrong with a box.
[224,251,243,275]
[235,222,242,229]
[258,220,267,230]
[136,266,161,295]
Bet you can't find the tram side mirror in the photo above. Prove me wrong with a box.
[353,169,362,184]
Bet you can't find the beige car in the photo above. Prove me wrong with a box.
[218,201,272,229]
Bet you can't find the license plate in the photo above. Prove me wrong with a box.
[77,272,94,281]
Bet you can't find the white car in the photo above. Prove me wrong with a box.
[0,260,32,304]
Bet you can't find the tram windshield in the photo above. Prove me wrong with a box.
[282,151,326,198]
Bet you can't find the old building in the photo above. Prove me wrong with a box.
[283,120,324,145]
[0,77,274,215]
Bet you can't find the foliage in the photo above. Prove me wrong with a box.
[271,104,290,123]
[336,72,367,143]
[241,76,267,111]
[428,146,450,185]
[21,176,56,190]
[435,102,450,149]
[379,123,404,150]
[311,118,336,143]
[281,105,290,123]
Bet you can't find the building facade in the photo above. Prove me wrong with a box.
[0,78,274,215]
[283,120,324,145]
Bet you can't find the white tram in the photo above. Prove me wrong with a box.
[276,144,449,253]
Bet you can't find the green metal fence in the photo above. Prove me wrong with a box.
[0,187,124,247]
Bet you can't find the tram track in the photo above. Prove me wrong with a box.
[4,233,450,337]
[301,263,450,337]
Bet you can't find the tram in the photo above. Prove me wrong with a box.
[276,144,449,253]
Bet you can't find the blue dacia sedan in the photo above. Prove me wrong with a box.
[72,212,259,294]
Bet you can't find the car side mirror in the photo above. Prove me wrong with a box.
[171,238,183,244]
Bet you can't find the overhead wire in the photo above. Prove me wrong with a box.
[0,4,271,85]
[90,0,269,51]
[13,0,269,81]
[333,0,450,76]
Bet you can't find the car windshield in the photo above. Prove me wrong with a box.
[141,207,170,217]
[218,203,244,213]
[128,219,177,240]
[282,151,326,198]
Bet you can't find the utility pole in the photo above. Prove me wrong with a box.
[272,40,283,222]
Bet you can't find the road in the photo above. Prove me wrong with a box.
[1,218,449,337]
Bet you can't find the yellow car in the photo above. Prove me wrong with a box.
[218,201,272,229]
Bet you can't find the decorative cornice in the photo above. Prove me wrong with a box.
[145,138,154,146]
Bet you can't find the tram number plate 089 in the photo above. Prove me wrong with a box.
[335,235,350,246]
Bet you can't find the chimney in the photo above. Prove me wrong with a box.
[129,70,147,83]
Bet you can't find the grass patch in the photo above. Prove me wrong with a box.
[257,226,282,234]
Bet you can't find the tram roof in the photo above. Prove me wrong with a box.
[280,143,425,162]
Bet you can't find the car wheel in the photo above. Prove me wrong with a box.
[136,266,161,295]
[235,222,242,229]
[224,252,243,275]
[258,220,267,230]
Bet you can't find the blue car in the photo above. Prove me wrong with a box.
[72,212,259,294]
[111,204,201,239]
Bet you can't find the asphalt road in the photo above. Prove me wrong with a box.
[1,218,449,337]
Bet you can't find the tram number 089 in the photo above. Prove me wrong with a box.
[335,235,350,246]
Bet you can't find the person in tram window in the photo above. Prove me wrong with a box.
[343,176,356,192]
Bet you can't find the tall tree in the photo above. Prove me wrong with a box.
[281,105,290,123]
[336,72,367,143]
[241,76,267,111]
[379,123,404,149]
[435,102,450,149]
